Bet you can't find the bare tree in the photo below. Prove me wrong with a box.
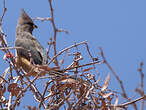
[0,0,145,110]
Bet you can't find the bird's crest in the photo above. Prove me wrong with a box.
[18,9,34,26]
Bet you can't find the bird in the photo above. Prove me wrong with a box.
[15,9,49,76]
[15,9,71,78]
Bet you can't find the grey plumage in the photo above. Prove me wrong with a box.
[15,9,47,65]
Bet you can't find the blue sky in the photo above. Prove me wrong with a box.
[0,0,146,109]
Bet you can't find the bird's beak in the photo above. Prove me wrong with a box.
[33,24,38,29]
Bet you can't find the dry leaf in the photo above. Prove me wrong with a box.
[59,59,64,65]
[8,83,21,96]
[101,73,110,91]
[59,78,77,84]
[83,67,95,72]
[50,84,56,94]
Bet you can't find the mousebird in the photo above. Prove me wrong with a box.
[15,9,58,76]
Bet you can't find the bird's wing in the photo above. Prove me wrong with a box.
[15,33,47,65]
[32,37,48,64]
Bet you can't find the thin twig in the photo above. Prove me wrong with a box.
[54,90,73,108]
[63,61,102,72]
[71,87,89,110]
[119,95,146,107]
[57,28,69,34]
[12,73,41,109]
[137,62,145,110]
[33,17,52,21]
[38,81,52,109]
[99,47,138,110]
[0,47,23,50]
[48,40,87,65]
[7,76,20,110]
[108,95,146,108]
[0,0,7,25]
[48,0,58,66]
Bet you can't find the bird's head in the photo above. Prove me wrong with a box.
[16,9,37,34]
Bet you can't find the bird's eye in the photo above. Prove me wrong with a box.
[26,22,34,26]
[25,22,37,28]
